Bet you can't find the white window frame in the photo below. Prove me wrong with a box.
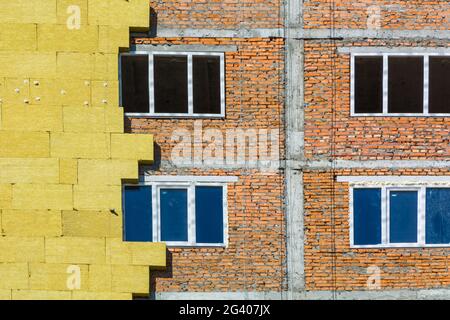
[350,52,450,117]
[349,184,450,248]
[119,51,226,118]
[124,177,232,248]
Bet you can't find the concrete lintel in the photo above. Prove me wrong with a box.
[133,28,283,39]
[155,288,450,300]
[337,176,450,183]
[132,44,238,53]
[134,28,450,40]
[155,291,284,300]
[338,46,450,54]
[289,159,450,170]
[294,28,450,40]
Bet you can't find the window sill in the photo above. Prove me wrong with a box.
[165,242,227,248]
[125,113,226,119]
[351,244,450,249]
[351,113,450,117]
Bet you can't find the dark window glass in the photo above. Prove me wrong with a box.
[354,56,383,113]
[195,186,224,244]
[123,186,152,242]
[389,190,418,243]
[353,188,382,245]
[426,188,450,244]
[193,56,222,114]
[160,188,188,241]
[388,57,424,113]
[120,55,149,113]
[429,57,450,114]
[154,55,188,114]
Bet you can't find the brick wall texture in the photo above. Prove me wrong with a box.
[303,2,450,292]
[128,37,286,293]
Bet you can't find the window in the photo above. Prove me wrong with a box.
[120,52,225,117]
[123,177,232,247]
[351,53,450,116]
[351,186,450,247]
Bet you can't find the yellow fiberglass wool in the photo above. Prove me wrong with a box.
[0,0,165,300]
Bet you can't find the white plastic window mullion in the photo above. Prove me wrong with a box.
[152,184,158,242]
[220,53,226,116]
[381,186,388,245]
[418,186,426,245]
[423,55,430,115]
[383,54,389,115]
[149,53,155,114]
[188,183,196,245]
[187,54,194,115]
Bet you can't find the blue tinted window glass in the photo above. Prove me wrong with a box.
[160,188,188,242]
[196,186,224,244]
[389,191,418,243]
[426,188,450,244]
[353,188,382,245]
[123,186,152,242]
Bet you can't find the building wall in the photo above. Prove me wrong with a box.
[128,36,286,294]
[150,0,283,29]
[302,1,450,294]
[0,0,166,300]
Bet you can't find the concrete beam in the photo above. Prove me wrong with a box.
[134,28,450,40]
[132,44,238,52]
[284,0,305,300]
[156,288,450,300]
[338,47,450,54]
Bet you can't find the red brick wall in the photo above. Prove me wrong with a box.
[128,37,286,292]
[303,33,450,290]
[304,40,450,161]
[303,0,450,29]
[305,169,450,291]
[149,0,283,29]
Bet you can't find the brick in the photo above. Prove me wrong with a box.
[45,237,106,264]
[12,184,73,210]
[2,210,62,237]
